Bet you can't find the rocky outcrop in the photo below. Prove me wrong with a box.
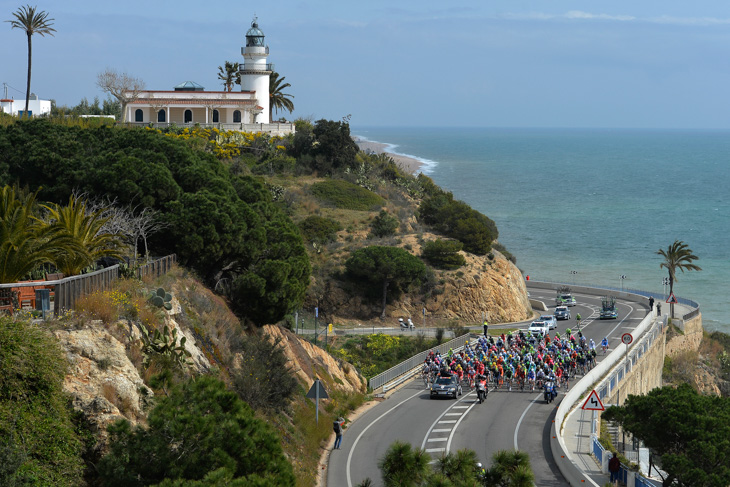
[53,326,151,452]
[262,324,365,394]
[310,233,532,325]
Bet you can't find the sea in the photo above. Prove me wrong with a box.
[353,127,730,334]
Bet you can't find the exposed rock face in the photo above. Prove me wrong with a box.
[262,324,365,394]
[53,326,150,452]
[310,234,532,325]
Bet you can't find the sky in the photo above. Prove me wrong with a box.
[2,1,730,129]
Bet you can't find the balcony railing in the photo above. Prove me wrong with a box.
[239,63,275,73]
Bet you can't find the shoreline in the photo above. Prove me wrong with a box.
[353,137,424,175]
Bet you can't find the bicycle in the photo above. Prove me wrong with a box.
[422,370,430,388]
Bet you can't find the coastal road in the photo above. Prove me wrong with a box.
[327,287,650,486]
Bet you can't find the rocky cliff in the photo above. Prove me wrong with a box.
[310,233,532,326]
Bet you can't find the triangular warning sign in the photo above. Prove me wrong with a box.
[666,293,679,304]
[582,390,605,411]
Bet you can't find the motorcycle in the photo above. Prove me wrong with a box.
[476,379,487,404]
[543,380,558,404]
[399,318,415,330]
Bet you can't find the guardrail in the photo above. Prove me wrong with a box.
[550,300,667,485]
[528,279,700,321]
[591,436,660,487]
[368,333,471,391]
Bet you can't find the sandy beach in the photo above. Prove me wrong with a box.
[353,137,424,174]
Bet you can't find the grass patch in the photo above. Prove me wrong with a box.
[310,179,384,210]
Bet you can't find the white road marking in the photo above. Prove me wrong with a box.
[426,448,445,453]
[427,437,448,442]
[346,389,423,487]
[432,429,451,433]
[514,393,543,450]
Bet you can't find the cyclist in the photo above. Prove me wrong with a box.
[527,367,536,391]
[576,313,582,327]
[421,361,431,387]
[601,337,609,354]
[467,365,476,389]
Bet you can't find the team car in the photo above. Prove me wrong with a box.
[554,306,571,320]
[430,375,463,399]
[540,314,558,330]
[600,296,618,319]
[555,286,577,307]
[528,321,549,337]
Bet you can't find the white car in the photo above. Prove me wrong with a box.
[528,321,549,336]
[539,314,558,330]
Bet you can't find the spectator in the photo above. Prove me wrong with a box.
[608,452,621,485]
[333,417,345,450]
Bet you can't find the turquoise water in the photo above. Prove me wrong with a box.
[354,127,730,333]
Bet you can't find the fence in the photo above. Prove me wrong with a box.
[137,254,177,280]
[0,254,178,317]
[368,333,471,391]
[591,436,660,487]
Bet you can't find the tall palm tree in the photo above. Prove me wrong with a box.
[217,61,240,92]
[6,5,56,119]
[657,240,701,318]
[269,71,294,122]
[43,195,125,276]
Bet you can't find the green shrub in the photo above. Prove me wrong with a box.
[230,332,299,412]
[419,193,498,255]
[421,239,465,270]
[0,319,84,486]
[98,376,294,486]
[370,210,399,238]
[298,215,342,244]
[310,180,384,210]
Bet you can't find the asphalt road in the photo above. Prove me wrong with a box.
[327,286,650,487]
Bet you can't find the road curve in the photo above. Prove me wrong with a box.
[327,286,650,487]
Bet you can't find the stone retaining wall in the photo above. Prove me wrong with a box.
[665,313,703,358]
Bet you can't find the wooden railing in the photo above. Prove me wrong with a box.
[137,254,177,280]
[0,254,178,317]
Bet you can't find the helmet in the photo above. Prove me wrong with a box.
[476,462,483,468]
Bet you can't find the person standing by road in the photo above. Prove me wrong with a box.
[483,320,489,338]
[649,296,655,315]
[608,452,621,485]
[333,417,345,450]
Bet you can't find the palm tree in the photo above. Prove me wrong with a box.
[269,71,294,122]
[43,195,125,276]
[217,61,240,92]
[378,440,430,487]
[6,5,56,119]
[484,449,534,487]
[657,240,701,318]
[0,186,76,284]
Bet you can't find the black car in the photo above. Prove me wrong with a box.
[430,375,462,399]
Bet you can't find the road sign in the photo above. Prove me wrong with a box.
[306,379,329,400]
[666,293,678,304]
[582,390,605,411]
[621,333,633,345]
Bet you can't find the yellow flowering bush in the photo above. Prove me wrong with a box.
[146,126,287,160]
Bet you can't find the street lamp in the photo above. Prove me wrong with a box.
[570,270,577,285]
[620,275,627,291]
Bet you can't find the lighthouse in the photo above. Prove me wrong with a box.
[240,17,272,124]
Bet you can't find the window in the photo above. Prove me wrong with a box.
[135,109,143,122]
[212,109,219,123]
[184,109,192,123]
[233,110,241,123]
[157,109,166,122]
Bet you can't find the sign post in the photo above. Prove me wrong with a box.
[621,333,633,371]
[306,378,329,424]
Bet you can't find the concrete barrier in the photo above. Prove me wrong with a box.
[551,297,658,486]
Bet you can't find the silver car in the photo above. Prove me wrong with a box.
[540,314,558,330]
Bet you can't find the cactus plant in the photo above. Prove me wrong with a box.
[148,287,173,311]
[139,324,191,369]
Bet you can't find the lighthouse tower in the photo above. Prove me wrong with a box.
[240,17,272,124]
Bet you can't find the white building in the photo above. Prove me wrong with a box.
[126,18,293,135]
[0,93,51,117]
